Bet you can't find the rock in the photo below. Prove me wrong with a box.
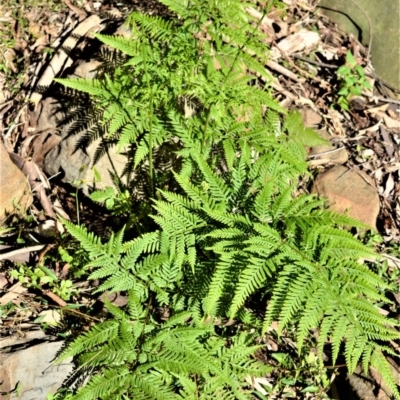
[42,109,90,185]
[83,138,127,193]
[0,339,73,399]
[72,60,102,80]
[346,366,377,400]
[309,128,348,165]
[39,60,127,193]
[319,0,400,91]
[312,165,380,229]
[0,142,33,224]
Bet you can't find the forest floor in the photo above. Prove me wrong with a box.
[0,0,399,399]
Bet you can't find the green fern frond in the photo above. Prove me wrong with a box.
[370,350,400,400]
[229,257,271,317]
[194,155,232,205]
[54,0,400,397]
[93,32,136,57]
[284,111,328,147]
[127,12,176,42]
[73,367,130,400]
[61,218,104,258]
[54,78,108,97]
[57,320,119,361]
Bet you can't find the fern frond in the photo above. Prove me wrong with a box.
[193,155,232,205]
[54,78,108,97]
[229,257,271,317]
[57,320,119,361]
[93,32,137,57]
[61,218,104,258]
[73,367,130,400]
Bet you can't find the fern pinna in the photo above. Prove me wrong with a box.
[52,0,400,398]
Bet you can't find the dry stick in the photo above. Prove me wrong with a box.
[292,54,337,69]
[331,136,366,142]
[269,81,297,101]
[44,290,67,307]
[381,253,400,268]
[307,146,346,159]
[373,74,400,93]
[274,42,316,81]
[362,92,400,106]
[266,59,305,83]
[273,41,332,91]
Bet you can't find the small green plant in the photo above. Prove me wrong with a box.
[335,50,373,110]
[10,263,77,301]
[267,350,331,398]
[0,301,15,319]
[89,187,133,216]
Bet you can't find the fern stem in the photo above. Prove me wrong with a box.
[201,110,211,153]
[75,187,80,225]
[195,373,199,400]
[148,92,154,198]
[142,40,155,199]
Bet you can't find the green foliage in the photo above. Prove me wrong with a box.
[335,50,373,111]
[10,263,77,301]
[53,0,400,398]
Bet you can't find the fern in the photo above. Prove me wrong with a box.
[60,147,400,398]
[53,0,400,398]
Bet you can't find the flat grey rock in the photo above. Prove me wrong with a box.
[38,61,127,193]
[0,339,73,399]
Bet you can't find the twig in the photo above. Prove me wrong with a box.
[381,253,400,268]
[266,60,305,83]
[44,290,67,307]
[273,41,331,89]
[270,81,298,101]
[331,136,366,142]
[292,54,336,69]
[60,305,101,322]
[362,92,400,106]
[372,75,400,93]
[307,146,346,159]
[274,43,316,80]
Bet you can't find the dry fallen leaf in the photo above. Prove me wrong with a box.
[0,282,27,305]
[384,115,400,133]
[245,376,272,395]
[37,309,61,326]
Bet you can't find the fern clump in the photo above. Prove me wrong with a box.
[53,0,400,398]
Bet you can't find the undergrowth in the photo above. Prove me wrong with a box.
[50,0,400,398]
